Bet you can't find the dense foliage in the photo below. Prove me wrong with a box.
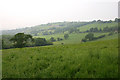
[10,33,34,48]
[64,34,69,39]
[85,26,118,33]
[1,33,53,49]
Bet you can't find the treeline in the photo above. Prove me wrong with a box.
[1,33,53,49]
[53,22,91,34]
[49,34,69,42]
[84,26,118,33]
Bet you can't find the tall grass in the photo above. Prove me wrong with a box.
[2,39,118,78]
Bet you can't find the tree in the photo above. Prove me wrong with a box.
[85,33,94,41]
[10,33,34,48]
[50,37,56,42]
[64,34,69,39]
[57,37,63,41]
[34,38,47,46]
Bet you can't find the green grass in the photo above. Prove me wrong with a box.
[2,39,118,78]
[96,33,118,41]
[2,21,118,78]
[34,32,110,45]
[34,33,64,40]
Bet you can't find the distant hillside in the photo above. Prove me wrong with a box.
[1,19,119,36]
[1,21,90,35]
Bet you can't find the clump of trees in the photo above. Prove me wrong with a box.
[1,35,14,49]
[85,33,94,41]
[82,33,106,42]
[57,37,63,41]
[50,37,63,42]
[84,26,118,33]
[50,37,56,42]
[1,33,53,49]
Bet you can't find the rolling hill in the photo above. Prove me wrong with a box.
[1,19,119,78]
[2,38,118,78]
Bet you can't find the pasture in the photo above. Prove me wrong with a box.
[2,39,118,78]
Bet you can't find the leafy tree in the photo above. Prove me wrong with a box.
[50,37,56,42]
[1,35,14,49]
[34,38,47,46]
[10,33,34,48]
[64,34,69,39]
[97,20,102,22]
[57,37,63,41]
[85,33,94,41]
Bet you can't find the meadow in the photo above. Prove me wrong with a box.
[34,32,112,45]
[1,21,119,78]
[2,38,118,78]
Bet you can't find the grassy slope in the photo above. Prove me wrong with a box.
[2,22,118,78]
[2,38,118,78]
[34,32,112,45]
[33,22,118,45]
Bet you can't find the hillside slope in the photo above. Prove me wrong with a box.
[1,21,118,36]
[2,38,118,78]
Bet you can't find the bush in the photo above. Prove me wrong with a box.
[108,32,113,36]
[57,37,63,41]
[64,34,69,39]
[85,33,94,41]
[50,37,56,42]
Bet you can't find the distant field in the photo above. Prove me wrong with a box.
[2,38,118,78]
[34,32,111,45]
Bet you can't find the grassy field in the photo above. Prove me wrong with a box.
[1,21,119,78]
[2,38,118,78]
[34,32,112,45]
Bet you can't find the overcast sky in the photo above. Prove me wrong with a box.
[0,0,119,30]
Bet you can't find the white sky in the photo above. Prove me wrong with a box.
[0,0,119,30]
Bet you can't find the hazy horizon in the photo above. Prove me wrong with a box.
[0,0,119,30]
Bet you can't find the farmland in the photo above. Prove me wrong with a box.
[1,20,119,78]
[2,38,118,78]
